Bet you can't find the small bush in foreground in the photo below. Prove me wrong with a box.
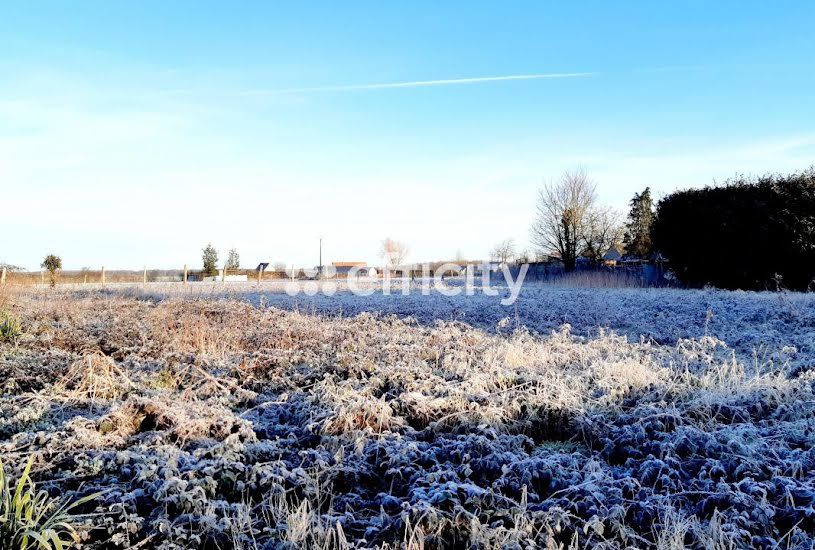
[0,311,21,343]
[0,456,100,550]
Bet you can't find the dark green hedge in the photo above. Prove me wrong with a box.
[652,167,815,290]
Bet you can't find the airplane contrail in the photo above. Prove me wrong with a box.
[246,72,593,94]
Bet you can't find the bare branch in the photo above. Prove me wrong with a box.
[379,238,410,266]
[490,239,517,264]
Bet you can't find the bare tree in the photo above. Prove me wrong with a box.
[583,206,624,262]
[530,169,597,271]
[380,238,409,266]
[490,238,517,265]
[0,262,23,272]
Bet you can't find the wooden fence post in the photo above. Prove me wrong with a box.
[1,267,6,285]
[183,265,188,285]
[41,271,44,286]
[257,266,262,285]
[143,266,147,287]
[222,266,226,285]
[101,267,106,286]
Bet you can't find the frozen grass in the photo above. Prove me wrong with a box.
[0,289,813,549]
[16,281,812,374]
[535,269,655,288]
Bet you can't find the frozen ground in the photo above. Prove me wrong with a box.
[80,282,815,374]
[1,288,814,549]
[246,286,815,372]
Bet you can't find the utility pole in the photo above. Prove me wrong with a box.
[318,236,323,279]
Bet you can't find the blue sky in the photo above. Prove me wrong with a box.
[2,1,814,269]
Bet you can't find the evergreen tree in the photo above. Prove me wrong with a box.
[623,187,654,258]
[202,244,219,276]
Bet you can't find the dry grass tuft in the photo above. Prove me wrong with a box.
[55,352,134,403]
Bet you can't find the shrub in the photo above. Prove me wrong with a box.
[40,255,62,288]
[0,456,100,549]
[0,311,21,343]
[652,167,815,290]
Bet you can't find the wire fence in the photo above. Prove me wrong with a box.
[0,263,674,288]
[0,266,298,286]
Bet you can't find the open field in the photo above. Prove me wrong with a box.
[1,288,815,549]
[26,282,813,374]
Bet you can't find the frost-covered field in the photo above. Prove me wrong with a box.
[107,282,814,373]
[242,286,815,373]
[1,288,814,549]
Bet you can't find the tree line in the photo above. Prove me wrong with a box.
[528,166,814,291]
[201,244,241,276]
[528,168,652,271]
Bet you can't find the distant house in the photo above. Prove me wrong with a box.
[602,246,624,266]
[332,261,372,277]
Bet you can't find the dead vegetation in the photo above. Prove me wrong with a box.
[55,353,134,404]
[0,290,813,549]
